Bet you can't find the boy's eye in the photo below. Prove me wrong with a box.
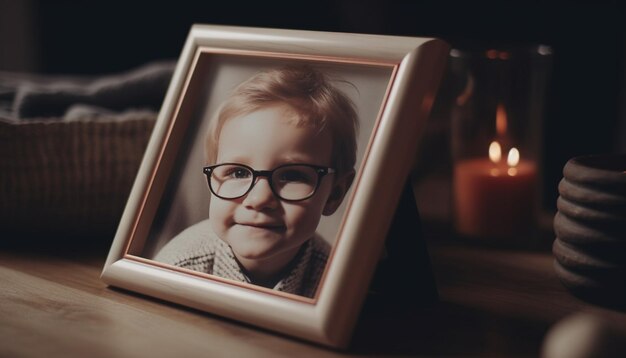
[228,167,251,179]
[277,169,313,183]
[216,165,251,180]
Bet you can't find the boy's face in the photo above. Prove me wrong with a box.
[208,104,347,265]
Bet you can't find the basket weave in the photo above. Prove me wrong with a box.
[0,115,155,240]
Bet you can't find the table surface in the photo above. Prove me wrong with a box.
[2,230,625,358]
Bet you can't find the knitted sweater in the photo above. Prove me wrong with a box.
[153,219,330,298]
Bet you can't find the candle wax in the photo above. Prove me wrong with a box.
[453,158,537,238]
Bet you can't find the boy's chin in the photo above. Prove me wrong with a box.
[228,240,300,263]
[225,236,279,260]
[221,227,313,262]
[231,243,287,262]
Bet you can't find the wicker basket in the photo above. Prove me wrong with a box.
[0,114,155,242]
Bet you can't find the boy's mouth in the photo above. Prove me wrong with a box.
[237,222,286,231]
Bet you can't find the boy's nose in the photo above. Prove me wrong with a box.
[243,177,279,210]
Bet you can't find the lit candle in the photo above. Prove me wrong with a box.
[453,140,537,239]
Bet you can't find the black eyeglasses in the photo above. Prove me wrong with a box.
[203,163,335,202]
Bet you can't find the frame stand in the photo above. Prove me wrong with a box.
[350,179,438,350]
[365,179,438,308]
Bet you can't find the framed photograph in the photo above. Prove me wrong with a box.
[101,24,448,348]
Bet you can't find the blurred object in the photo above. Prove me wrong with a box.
[0,62,175,246]
[0,61,175,120]
[410,47,461,224]
[553,154,626,310]
[449,45,552,241]
[541,312,626,358]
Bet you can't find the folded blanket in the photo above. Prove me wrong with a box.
[1,60,175,120]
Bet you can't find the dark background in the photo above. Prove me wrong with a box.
[1,0,625,212]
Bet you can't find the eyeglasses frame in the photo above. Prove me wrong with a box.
[202,162,336,202]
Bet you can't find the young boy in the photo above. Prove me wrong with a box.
[155,65,358,298]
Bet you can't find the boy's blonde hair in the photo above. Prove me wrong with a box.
[206,65,358,177]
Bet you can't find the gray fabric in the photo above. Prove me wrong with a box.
[0,61,175,120]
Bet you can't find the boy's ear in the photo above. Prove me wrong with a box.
[322,169,355,216]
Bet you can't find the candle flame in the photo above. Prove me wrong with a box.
[507,147,520,167]
[496,104,507,136]
[489,141,502,163]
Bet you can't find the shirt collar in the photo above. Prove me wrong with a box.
[212,236,314,296]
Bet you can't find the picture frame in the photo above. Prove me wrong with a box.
[101,24,448,348]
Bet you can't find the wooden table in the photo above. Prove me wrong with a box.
[2,232,625,357]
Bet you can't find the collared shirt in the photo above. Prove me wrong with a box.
[154,219,330,298]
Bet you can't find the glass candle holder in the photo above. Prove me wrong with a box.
[450,45,552,240]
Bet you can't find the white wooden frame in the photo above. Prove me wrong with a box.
[101,24,448,348]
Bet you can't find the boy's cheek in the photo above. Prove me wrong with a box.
[208,211,229,238]
[287,204,325,233]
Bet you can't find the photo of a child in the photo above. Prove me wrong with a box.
[154,65,358,298]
